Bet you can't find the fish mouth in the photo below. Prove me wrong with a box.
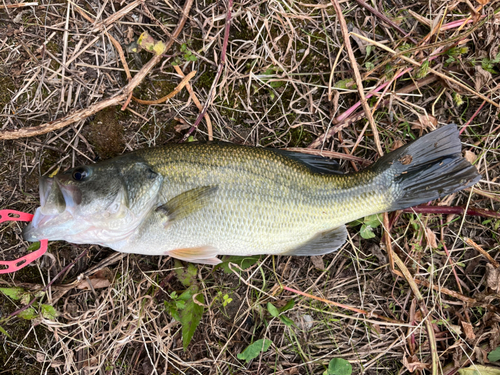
[23,177,82,242]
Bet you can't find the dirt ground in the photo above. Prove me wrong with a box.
[1,0,500,374]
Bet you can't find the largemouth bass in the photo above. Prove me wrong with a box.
[23,124,480,264]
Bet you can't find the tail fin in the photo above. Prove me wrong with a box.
[372,124,481,211]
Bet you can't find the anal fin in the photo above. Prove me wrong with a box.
[284,225,348,256]
[167,246,222,265]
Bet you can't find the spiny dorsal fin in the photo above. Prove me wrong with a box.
[284,225,348,256]
[156,186,218,222]
[270,149,343,175]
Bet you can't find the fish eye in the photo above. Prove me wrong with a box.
[72,167,89,182]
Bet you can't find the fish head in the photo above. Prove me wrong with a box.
[23,157,163,245]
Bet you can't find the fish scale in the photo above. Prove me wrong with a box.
[23,124,481,265]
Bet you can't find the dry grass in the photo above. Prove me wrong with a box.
[1,0,500,374]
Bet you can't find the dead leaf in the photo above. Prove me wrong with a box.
[174,123,190,132]
[414,114,438,132]
[76,278,111,290]
[476,0,490,5]
[461,321,476,340]
[403,355,429,372]
[126,27,135,44]
[310,255,325,270]
[439,193,456,206]
[486,263,500,292]
[474,65,492,92]
[350,26,369,55]
[464,150,477,164]
[425,227,438,249]
[391,139,404,151]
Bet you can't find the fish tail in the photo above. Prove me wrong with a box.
[373,124,481,211]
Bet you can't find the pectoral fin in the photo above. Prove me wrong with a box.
[167,246,221,265]
[284,225,348,256]
[156,186,218,222]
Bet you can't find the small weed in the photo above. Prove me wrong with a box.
[350,214,383,239]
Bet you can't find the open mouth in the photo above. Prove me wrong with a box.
[23,177,81,242]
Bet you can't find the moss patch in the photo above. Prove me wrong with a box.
[86,107,125,159]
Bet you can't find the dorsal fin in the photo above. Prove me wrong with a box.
[269,149,343,175]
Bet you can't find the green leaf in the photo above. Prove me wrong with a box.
[364,214,382,228]
[174,260,198,287]
[218,255,260,274]
[179,286,204,350]
[0,287,25,300]
[26,241,41,252]
[488,346,500,362]
[237,339,272,363]
[280,299,295,313]
[18,307,37,320]
[360,224,376,239]
[334,78,356,90]
[267,303,279,318]
[279,315,295,327]
[324,358,352,375]
[0,325,11,338]
[40,304,58,320]
[458,365,500,375]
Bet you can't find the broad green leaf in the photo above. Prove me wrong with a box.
[267,303,279,318]
[41,304,58,320]
[324,358,352,375]
[179,286,204,350]
[280,299,295,313]
[0,325,11,338]
[0,287,25,300]
[174,260,198,287]
[18,307,37,320]
[360,225,376,239]
[488,346,500,362]
[458,365,500,375]
[364,214,382,228]
[237,339,272,363]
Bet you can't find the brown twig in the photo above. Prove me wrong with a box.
[132,70,196,105]
[107,33,131,81]
[173,65,213,141]
[465,237,500,268]
[0,0,194,140]
[391,252,439,375]
[308,72,438,150]
[91,0,144,33]
[282,286,404,324]
[330,0,383,156]
[402,205,500,219]
[283,147,371,165]
[351,32,500,109]
[352,0,417,44]
[391,269,476,304]
[181,0,233,142]
[2,1,36,8]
